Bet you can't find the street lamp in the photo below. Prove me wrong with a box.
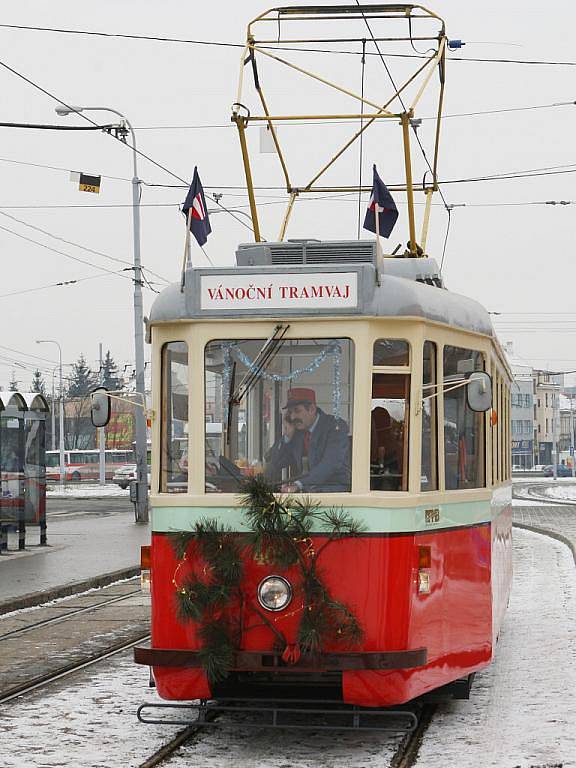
[36,340,65,489]
[55,104,149,523]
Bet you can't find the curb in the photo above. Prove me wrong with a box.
[513,522,576,565]
[0,565,140,617]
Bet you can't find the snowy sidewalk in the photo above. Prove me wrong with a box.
[47,483,129,499]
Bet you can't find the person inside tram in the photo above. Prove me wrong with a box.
[371,407,402,470]
[265,387,351,493]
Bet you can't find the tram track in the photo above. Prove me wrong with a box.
[390,703,437,768]
[0,634,150,704]
[0,587,142,643]
[133,700,435,768]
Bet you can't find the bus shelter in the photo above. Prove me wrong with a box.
[0,391,49,552]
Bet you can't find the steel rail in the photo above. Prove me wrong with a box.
[0,634,149,704]
[136,717,217,768]
[0,588,142,643]
[390,703,437,768]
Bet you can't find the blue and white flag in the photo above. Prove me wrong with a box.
[363,164,399,238]
[182,167,212,247]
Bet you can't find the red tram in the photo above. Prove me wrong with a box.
[132,4,513,713]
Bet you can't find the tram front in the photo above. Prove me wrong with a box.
[135,241,503,709]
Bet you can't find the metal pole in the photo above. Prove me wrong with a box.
[570,395,575,477]
[127,121,150,524]
[56,106,149,522]
[98,343,106,486]
[37,341,64,486]
[51,369,56,451]
[58,345,65,490]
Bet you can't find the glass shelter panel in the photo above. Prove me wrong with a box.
[421,341,438,491]
[370,373,410,491]
[160,342,189,493]
[204,338,353,493]
[373,339,410,366]
[443,346,485,490]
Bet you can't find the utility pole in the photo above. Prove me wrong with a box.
[55,104,148,522]
[98,343,106,486]
[570,394,575,478]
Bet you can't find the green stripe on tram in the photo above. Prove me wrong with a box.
[151,498,506,535]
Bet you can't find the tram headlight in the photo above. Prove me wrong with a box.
[257,576,292,612]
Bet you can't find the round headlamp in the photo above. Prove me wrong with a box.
[257,575,292,612]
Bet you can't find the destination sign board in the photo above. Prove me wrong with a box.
[200,272,358,311]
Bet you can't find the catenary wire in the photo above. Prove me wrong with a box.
[0,222,138,284]
[0,210,169,283]
[0,57,256,237]
[0,270,129,299]
[4,23,576,67]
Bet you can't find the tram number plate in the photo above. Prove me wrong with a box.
[425,508,440,525]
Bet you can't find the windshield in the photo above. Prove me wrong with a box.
[205,337,354,494]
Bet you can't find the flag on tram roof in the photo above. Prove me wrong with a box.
[363,164,398,238]
[182,167,212,247]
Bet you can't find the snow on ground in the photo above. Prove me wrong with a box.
[512,498,557,507]
[47,483,129,498]
[414,528,576,768]
[3,529,574,767]
[540,485,576,502]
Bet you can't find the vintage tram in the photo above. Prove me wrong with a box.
[133,243,512,708]
[129,3,512,713]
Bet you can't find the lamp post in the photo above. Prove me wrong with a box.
[55,104,148,523]
[36,340,64,489]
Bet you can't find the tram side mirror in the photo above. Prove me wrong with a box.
[90,387,111,428]
[466,372,492,412]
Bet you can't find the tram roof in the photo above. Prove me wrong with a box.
[150,248,494,338]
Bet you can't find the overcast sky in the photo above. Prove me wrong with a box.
[2,0,576,389]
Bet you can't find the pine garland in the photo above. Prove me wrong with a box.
[169,476,364,684]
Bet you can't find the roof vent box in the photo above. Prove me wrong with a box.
[236,240,376,267]
[235,240,443,287]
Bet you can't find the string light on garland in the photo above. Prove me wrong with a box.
[222,340,343,418]
[168,476,364,684]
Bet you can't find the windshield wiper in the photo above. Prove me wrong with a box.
[228,323,289,409]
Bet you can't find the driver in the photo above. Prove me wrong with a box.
[266,387,351,493]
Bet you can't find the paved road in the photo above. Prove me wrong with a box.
[46,496,132,518]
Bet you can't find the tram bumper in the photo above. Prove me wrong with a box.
[134,646,428,705]
[134,646,427,672]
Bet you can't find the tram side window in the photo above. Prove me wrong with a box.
[373,339,410,366]
[443,346,485,490]
[204,338,353,494]
[371,373,409,491]
[421,341,438,491]
[160,342,189,493]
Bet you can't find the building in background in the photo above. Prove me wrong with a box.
[559,389,576,467]
[505,347,535,470]
[532,370,564,466]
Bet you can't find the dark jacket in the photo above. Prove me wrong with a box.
[266,408,351,492]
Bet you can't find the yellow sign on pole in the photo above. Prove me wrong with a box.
[78,173,101,194]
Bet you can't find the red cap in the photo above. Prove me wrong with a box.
[283,387,316,409]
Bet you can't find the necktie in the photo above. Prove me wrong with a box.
[303,430,311,456]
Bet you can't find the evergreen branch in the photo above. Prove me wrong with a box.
[198,620,235,683]
[167,531,196,560]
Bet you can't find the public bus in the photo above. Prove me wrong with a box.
[45,449,133,482]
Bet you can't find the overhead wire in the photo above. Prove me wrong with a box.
[0,221,136,283]
[0,56,256,238]
[353,0,453,268]
[0,209,169,283]
[4,23,576,67]
[0,270,128,299]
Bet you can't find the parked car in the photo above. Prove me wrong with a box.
[542,464,573,478]
[113,464,151,489]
